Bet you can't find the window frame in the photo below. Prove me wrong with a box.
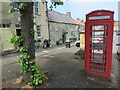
[36,25,42,38]
[34,2,39,14]
[0,24,10,28]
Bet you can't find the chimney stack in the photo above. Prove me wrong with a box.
[66,11,71,17]
[81,20,84,22]
[77,18,80,20]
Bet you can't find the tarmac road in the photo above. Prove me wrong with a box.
[2,46,118,88]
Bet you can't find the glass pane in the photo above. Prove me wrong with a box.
[91,55,105,61]
[91,50,105,54]
[91,60,106,66]
[92,25,104,30]
[91,66,105,72]
[92,32,104,37]
[37,32,41,37]
[3,24,6,28]
[91,38,107,43]
[91,43,106,49]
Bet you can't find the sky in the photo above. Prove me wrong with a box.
[48,1,119,22]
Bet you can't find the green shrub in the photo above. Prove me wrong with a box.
[62,31,68,35]
[70,37,77,40]
[56,38,62,45]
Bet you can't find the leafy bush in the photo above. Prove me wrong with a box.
[62,31,68,35]
[56,38,62,45]
[11,34,45,86]
[70,37,77,40]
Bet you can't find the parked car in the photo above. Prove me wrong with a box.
[75,40,80,47]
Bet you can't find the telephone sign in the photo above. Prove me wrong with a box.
[89,16,110,20]
[85,10,114,79]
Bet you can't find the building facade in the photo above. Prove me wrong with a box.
[48,10,79,45]
[113,21,120,53]
[0,1,79,53]
[0,1,49,52]
[74,18,85,40]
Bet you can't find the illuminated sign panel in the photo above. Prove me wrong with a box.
[89,16,110,20]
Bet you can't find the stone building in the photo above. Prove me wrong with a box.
[48,10,79,45]
[74,18,85,40]
[0,0,49,52]
[73,18,85,49]
[0,1,79,53]
[113,21,120,53]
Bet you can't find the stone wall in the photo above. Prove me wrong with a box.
[49,22,79,45]
[0,1,49,51]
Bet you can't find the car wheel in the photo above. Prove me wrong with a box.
[76,43,80,47]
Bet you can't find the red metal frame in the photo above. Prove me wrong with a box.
[85,10,114,79]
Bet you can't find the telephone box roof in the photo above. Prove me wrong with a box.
[86,10,114,16]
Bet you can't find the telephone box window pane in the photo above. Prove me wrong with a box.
[91,60,106,66]
[91,66,105,72]
[92,32,104,37]
[91,50,105,54]
[91,55,105,61]
[91,43,106,49]
[91,38,107,43]
[92,25,104,30]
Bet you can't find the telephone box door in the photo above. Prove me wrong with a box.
[85,10,114,79]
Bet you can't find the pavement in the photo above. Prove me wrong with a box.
[1,44,119,88]
[2,43,74,66]
[111,53,118,85]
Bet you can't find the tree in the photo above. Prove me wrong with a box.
[9,0,63,86]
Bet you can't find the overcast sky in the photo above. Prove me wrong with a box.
[48,1,119,21]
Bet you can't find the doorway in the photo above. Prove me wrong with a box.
[16,29,23,46]
[16,29,21,36]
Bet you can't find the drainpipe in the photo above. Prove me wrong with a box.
[45,1,50,41]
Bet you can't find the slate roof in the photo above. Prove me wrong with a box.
[48,10,78,25]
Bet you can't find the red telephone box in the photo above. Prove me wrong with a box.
[85,10,114,79]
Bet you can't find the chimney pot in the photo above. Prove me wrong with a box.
[77,18,80,20]
[66,12,71,17]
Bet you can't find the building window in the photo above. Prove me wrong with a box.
[34,2,39,14]
[71,31,76,37]
[80,25,84,30]
[75,26,78,31]
[116,32,120,35]
[3,24,6,28]
[63,24,68,31]
[54,24,58,31]
[0,24,10,28]
[7,24,10,27]
[67,25,71,30]
[36,25,42,38]
[15,24,21,29]
[0,24,2,27]
[13,2,18,9]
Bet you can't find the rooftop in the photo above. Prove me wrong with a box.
[48,10,78,25]
[74,19,85,26]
